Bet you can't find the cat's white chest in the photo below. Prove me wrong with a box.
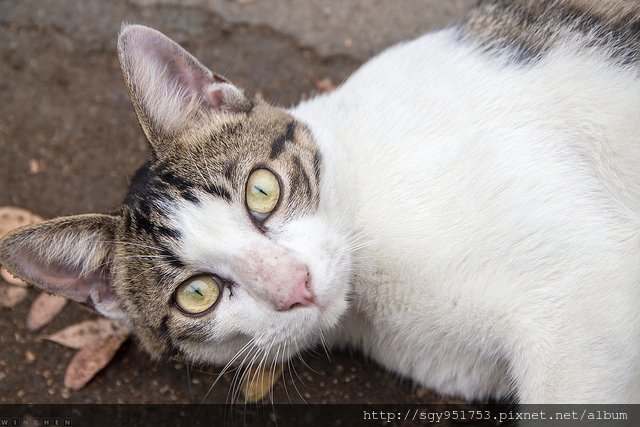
[341,257,511,400]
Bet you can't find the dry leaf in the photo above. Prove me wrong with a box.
[0,207,41,289]
[0,284,28,308]
[241,364,283,402]
[63,333,129,390]
[27,292,67,331]
[0,206,43,238]
[28,159,42,174]
[312,77,336,94]
[44,318,130,350]
[1,267,28,287]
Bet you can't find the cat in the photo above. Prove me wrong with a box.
[2,0,640,404]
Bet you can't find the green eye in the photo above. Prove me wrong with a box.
[174,275,221,315]
[245,168,280,218]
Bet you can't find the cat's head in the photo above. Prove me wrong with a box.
[0,25,352,366]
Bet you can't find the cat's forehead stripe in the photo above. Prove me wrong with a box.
[270,121,296,160]
[158,247,186,269]
[223,158,239,182]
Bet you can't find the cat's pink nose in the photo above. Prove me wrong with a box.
[278,267,315,311]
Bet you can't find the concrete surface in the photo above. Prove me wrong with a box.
[0,0,477,407]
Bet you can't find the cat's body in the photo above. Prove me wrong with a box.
[295,21,640,402]
[2,0,640,403]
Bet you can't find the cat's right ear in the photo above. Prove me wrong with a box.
[117,24,252,150]
[0,214,128,320]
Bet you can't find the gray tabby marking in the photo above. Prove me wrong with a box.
[459,0,640,64]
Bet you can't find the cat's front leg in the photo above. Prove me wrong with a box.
[509,318,638,403]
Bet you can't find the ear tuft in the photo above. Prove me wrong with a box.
[0,214,127,320]
[117,24,252,145]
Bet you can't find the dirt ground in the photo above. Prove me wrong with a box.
[0,0,476,407]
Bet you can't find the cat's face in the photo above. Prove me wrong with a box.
[117,102,351,364]
[0,25,352,368]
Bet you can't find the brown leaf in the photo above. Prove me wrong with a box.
[312,77,336,94]
[0,284,28,308]
[0,206,43,238]
[63,333,128,390]
[27,292,67,331]
[1,267,28,287]
[44,318,130,350]
[28,159,42,174]
[241,364,283,402]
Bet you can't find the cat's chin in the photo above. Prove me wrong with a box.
[179,297,348,368]
[256,303,341,352]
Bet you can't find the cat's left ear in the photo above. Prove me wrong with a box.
[117,24,252,150]
[0,214,128,320]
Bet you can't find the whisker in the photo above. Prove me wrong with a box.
[226,336,262,405]
[319,330,332,362]
[201,336,260,403]
[230,340,263,404]
[185,362,193,403]
[280,342,293,404]
[198,141,217,186]
[187,149,209,188]
[286,341,306,404]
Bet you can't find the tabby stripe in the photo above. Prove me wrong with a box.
[204,183,232,201]
[133,209,155,234]
[292,155,313,200]
[270,122,296,159]
[181,190,200,203]
[174,330,211,342]
[159,315,181,358]
[123,210,133,231]
[224,159,239,182]
[157,171,201,204]
[157,226,181,240]
[312,151,322,187]
[461,0,640,65]
[157,171,194,192]
[159,247,185,269]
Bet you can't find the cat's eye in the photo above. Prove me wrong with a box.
[174,275,221,315]
[245,168,280,220]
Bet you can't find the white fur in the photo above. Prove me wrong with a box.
[166,28,640,403]
[289,29,640,403]
[168,191,351,365]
